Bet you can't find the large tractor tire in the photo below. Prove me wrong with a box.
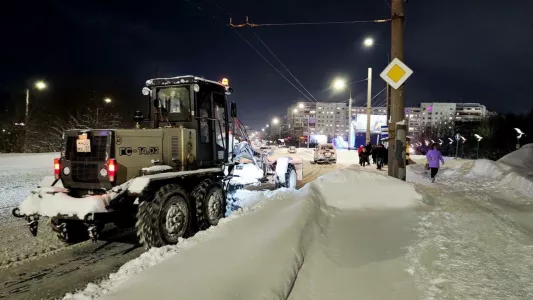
[50,218,89,244]
[276,164,297,189]
[191,179,226,231]
[136,184,192,249]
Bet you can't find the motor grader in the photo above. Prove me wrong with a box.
[13,75,299,249]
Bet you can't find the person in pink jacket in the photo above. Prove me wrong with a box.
[426,143,445,182]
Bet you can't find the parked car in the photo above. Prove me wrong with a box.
[314,143,337,164]
[288,146,297,153]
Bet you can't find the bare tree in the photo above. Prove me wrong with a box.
[22,107,125,153]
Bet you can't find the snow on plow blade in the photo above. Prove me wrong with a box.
[14,176,127,220]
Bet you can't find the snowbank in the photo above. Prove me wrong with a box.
[0,152,60,217]
[19,187,109,218]
[18,183,129,218]
[0,152,59,170]
[65,169,423,300]
[470,144,533,197]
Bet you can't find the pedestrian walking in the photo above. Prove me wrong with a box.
[359,148,369,167]
[371,145,377,164]
[375,143,387,170]
[426,143,445,183]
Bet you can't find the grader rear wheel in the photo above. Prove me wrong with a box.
[136,184,192,249]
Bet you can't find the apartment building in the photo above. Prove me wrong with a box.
[288,102,350,138]
[455,103,487,122]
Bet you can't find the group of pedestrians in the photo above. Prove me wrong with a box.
[354,140,446,182]
[357,142,387,170]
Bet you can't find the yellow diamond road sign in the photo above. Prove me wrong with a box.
[380,58,413,90]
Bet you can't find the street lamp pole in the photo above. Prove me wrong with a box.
[23,81,47,152]
[366,68,372,144]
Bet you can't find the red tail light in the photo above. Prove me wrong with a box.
[54,158,60,179]
[107,159,117,182]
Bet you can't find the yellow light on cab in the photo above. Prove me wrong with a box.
[221,78,229,86]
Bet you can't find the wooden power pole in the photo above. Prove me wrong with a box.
[387,0,407,180]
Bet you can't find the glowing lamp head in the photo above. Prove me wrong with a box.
[220,78,229,86]
[35,81,47,90]
[363,38,374,47]
[332,78,346,91]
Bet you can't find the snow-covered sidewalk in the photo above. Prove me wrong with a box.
[406,152,533,299]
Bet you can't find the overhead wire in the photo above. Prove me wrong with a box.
[181,0,316,102]
[232,29,314,102]
[238,18,391,27]
[251,30,318,102]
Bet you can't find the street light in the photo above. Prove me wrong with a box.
[474,134,483,158]
[104,97,112,104]
[298,103,304,109]
[23,80,48,152]
[35,81,47,90]
[332,77,353,149]
[363,37,374,47]
[514,128,525,149]
[293,108,298,113]
[332,78,347,91]
[272,118,279,125]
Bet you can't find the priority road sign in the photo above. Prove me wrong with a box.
[380,58,413,90]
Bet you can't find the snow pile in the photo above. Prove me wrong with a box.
[335,149,360,165]
[65,169,423,300]
[18,182,130,218]
[470,144,533,197]
[140,165,172,174]
[0,152,59,170]
[128,168,222,194]
[19,187,109,218]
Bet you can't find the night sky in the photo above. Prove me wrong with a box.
[1,0,531,129]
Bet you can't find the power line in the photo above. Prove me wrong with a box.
[251,30,317,102]
[229,17,391,28]
[180,0,316,102]
[232,29,314,102]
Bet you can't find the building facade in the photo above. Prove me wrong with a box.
[285,102,488,138]
[455,103,487,122]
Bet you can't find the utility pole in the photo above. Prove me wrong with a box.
[366,68,372,143]
[388,0,406,180]
[348,92,353,149]
[23,89,30,152]
[307,114,310,148]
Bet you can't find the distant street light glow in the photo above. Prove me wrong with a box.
[298,103,304,109]
[35,81,47,90]
[363,37,374,47]
[332,78,347,91]
[104,97,112,103]
[272,118,279,125]
[293,108,298,113]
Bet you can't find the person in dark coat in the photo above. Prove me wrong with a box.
[365,142,373,165]
[359,148,369,167]
[371,145,377,164]
[375,143,387,170]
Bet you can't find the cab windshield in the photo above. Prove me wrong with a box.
[156,86,191,120]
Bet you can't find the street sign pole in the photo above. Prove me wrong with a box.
[455,133,461,159]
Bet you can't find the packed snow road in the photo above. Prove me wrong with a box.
[0,150,345,300]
